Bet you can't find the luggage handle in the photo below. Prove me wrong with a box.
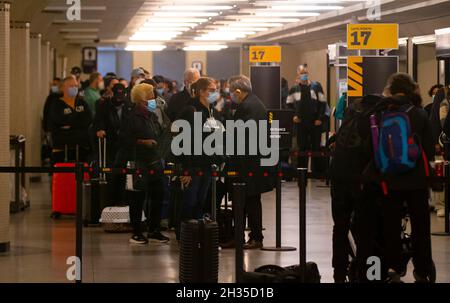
[211,164,218,221]
[98,137,106,180]
[64,144,79,163]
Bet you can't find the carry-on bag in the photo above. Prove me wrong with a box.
[51,146,88,218]
[179,166,220,283]
[82,138,108,226]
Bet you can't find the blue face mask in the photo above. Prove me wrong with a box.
[147,99,157,112]
[156,88,165,96]
[68,87,78,98]
[207,91,220,104]
[224,88,230,94]
[230,92,239,104]
[300,74,309,82]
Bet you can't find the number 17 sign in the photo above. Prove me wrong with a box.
[347,23,399,50]
[249,45,281,63]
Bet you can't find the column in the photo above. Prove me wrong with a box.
[41,41,50,109]
[132,51,153,75]
[0,1,11,252]
[9,21,30,148]
[29,33,42,181]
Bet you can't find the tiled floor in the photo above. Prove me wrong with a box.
[1,176,449,283]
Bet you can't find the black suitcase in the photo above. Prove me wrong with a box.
[179,166,220,283]
[83,138,108,226]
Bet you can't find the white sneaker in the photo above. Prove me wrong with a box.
[437,209,445,217]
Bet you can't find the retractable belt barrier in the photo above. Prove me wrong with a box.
[0,152,448,283]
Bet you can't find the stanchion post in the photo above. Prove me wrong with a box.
[298,168,307,282]
[233,182,246,283]
[261,164,296,252]
[211,165,218,221]
[75,162,83,283]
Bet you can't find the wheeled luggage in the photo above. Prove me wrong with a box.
[51,146,88,218]
[179,166,220,283]
[82,138,108,226]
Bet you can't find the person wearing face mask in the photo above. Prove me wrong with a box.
[152,75,167,100]
[287,64,327,175]
[116,83,169,245]
[48,76,92,164]
[174,77,224,240]
[227,75,275,250]
[84,72,104,117]
[42,78,63,164]
[43,78,62,133]
[166,68,201,122]
[94,83,134,205]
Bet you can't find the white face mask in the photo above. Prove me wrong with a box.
[98,81,105,91]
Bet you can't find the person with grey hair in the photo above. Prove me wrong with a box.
[166,68,201,122]
[228,75,275,249]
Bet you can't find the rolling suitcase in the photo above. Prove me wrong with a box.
[51,146,88,219]
[179,167,220,283]
[82,138,108,226]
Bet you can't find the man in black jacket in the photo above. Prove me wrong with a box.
[228,75,275,249]
[166,68,200,122]
[48,76,92,163]
[94,83,134,204]
[288,65,326,174]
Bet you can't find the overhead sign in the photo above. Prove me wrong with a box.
[82,47,98,74]
[347,23,399,50]
[347,56,398,100]
[249,45,281,63]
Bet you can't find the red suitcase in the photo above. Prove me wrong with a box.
[51,163,89,218]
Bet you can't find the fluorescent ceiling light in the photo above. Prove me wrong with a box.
[271,5,344,10]
[183,45,228,51]
[205,31,255,36]
[154,12,219,17]
[255,12,320,17]
[130,34,179,41]
[204,27,269,32]
[125,44,166,51]
[139,27,191,32]
[228,23,283,27]
[436,27,450,35]
[230,18,301,23]
[160,5,233,11]
[148,18,208,23]
[144,22,198,28]
[194,36,239,41]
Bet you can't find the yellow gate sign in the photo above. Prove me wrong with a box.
[347,24,399,50]
[249,46,281,63]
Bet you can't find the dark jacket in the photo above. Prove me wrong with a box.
[289,84,326,125]
[93,97,134,156]
[363,95,434,191]
[43,92,63,132]
[329,95,382,182]
[116,105,163,168]
[430,87,446,145]
[229,93,275,197]
[48,97,92,150]
[175,98,222,170]
[166,88,194,122]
